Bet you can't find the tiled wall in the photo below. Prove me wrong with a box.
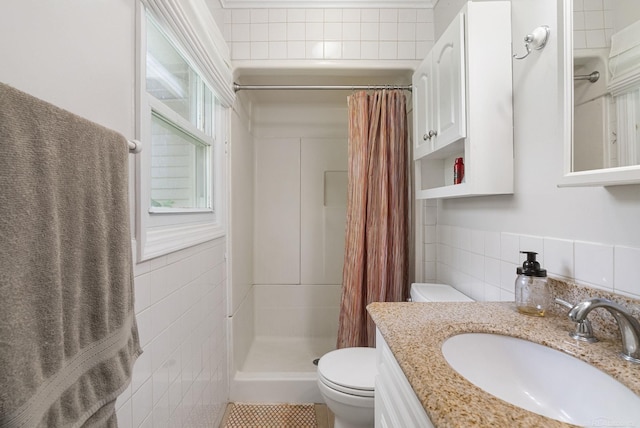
[422,200,640,303]
[421,200,438,283]
[222,8,435,61]
[573,0,614,49]
[116,238,228,428]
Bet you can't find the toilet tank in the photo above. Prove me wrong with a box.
[410,283,474,302]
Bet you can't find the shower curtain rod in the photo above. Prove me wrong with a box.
[233,83,413,92]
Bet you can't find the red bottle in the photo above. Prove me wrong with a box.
[454,157,464,184]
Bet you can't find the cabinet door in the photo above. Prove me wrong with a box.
[412,53,434,160]
[432,12,466,150]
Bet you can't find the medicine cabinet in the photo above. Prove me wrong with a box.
[413,1,514,199]
[557,0,640,187]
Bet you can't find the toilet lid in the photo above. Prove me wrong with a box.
[317,348,377,394]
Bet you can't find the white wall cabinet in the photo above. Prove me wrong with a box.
[375,329,434,428]
[414,1,513,199]
[413,12,466,160]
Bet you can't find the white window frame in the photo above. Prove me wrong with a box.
[135,3,227,261]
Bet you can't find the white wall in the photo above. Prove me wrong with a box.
[255,137,302,284]
[423,0,640,301]
[0,0,135,136]
[0,1,229,426]
[229,104,256,372]
[251,99,348,340]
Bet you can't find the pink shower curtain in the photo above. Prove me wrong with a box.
[337,89,409,349]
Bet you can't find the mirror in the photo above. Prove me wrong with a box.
[560,0,640,186]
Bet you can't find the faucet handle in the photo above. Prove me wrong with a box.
[554,298,599,343]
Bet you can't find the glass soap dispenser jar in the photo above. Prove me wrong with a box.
[515,251,549,316]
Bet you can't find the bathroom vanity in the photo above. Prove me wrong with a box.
[369,301,640,427]
[375,329,433,427]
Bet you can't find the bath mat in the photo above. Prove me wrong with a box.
[221,403,320,428]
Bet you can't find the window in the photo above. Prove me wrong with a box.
[137,8,229,261]
[150,112,209,210]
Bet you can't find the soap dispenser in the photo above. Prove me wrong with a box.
[515,251,549,316]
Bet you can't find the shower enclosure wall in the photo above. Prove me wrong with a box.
[229,76,347,403]
[228,71,411,403]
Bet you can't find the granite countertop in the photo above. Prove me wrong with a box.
[367,301,640,427]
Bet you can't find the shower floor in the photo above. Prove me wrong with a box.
[242,336,336,373]
[231,336,336,403]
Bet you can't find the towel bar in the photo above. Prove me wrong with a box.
[128,139,142,153]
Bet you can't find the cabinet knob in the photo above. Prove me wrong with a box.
[423,130,438,140]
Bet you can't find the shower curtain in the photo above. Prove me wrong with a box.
[337,89,409,349]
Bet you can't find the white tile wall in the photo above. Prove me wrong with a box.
[422,199,437,281]
[424,207,640,301]
[615,246,640,297]
[225,7,434,61]
[116,238,228,428]
[574,240,614,289]
[573,0,613,49]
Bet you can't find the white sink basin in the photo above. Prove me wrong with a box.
[442,333,640,425]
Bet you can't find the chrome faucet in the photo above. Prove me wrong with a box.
[554,298,598,343]
[567,298,640,364]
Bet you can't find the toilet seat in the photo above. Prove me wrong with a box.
[318,371,374,398]
[317,347,376,398]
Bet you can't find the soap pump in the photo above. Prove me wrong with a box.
[515,251,549,316]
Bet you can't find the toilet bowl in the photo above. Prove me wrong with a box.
[410,282,474,302]
[317,283,472,427]
[316,347,376,428]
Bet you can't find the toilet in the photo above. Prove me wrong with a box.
[317,283,473,428]
[317,347,376,428]
[409,282,474,302]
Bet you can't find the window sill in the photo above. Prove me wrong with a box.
[149,207,214,214]
[138,221,225,261]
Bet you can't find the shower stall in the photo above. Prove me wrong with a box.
[227,69,411,403]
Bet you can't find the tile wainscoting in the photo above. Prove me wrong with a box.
[116,238,228,428]
[421,203,640,304]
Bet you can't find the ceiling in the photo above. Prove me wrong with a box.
[219,0,435,9]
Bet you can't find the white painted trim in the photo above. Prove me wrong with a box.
[609,68,640,97]
[557,165,640,187]
[142,222,225,260]
[136,5,228,262]
[232,60,419,77]
[560,0,574,179]
[142,0,235,106]
[558,0,640,188]
[221,0,433,9]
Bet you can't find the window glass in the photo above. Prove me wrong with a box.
[146,19,196,125]
[150,112,210,209]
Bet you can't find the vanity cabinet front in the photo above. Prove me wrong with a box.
[374,329,434,428]
[413,1,513,199]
